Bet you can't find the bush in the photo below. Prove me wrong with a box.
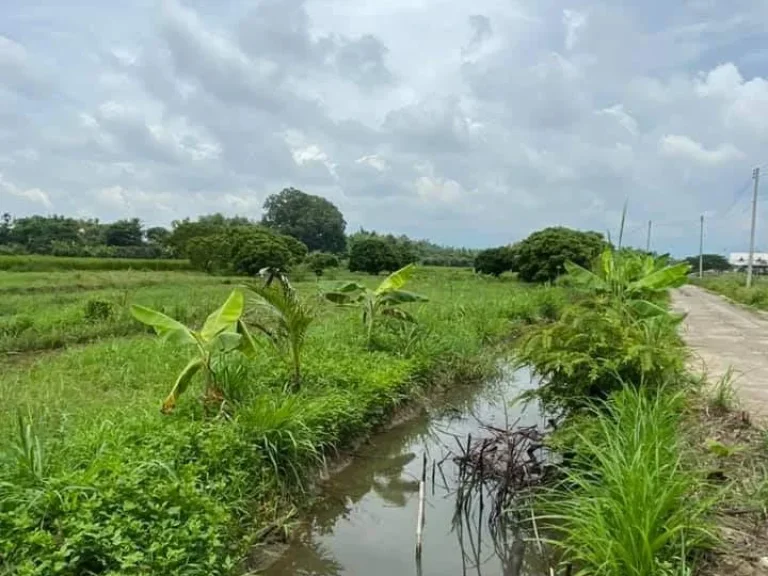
[517,303,684,413]
[348,237,400,275]
[474,246,516,277]
[186,227,302,276]
[305,252,339,276]
[515,227,606,283]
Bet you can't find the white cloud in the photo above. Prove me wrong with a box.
[355,154,388,171]
[414,175,464,204]
[0,173,52,208]
[563,10,587,51]
[659,134,743,165]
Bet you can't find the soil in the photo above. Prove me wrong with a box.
[687,397,768,575]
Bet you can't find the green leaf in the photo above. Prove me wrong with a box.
[379,290,428,304]
[200,289,244,342]
[130,304,196,346]
[375,264,416,294]
[236,319,262,358]
[212,332,243,353]
[161,358,203,413]
[323,291,357,305]
[381,307,417,323]
[630,263,690,292]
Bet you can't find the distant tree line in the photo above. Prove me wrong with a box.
[0,187,478,275]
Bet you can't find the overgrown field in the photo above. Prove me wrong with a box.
[692,272,768,309]
[0,267,565,575]
[0,254,191,272]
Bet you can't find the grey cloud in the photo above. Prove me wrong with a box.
[0,35,49,97]
[3,0,768,253]
[334,35,393,87]
[466,15,492,50]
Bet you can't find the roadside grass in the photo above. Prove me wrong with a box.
[0,267,565,575]
[542,386,715,576]
[693,273,768,310]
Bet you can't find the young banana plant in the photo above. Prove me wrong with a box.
[323,263,428,346]
[131,289,259,413]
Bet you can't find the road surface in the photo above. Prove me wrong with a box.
[671,285,768,419]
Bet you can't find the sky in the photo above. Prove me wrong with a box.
[1,0,768,255]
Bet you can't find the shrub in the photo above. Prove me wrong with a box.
[515,227,606,283]
[305,252,339,276]
[348,237,399,275]
[474,246,516,277]
[186,227,302,276]
[84,299,114,322]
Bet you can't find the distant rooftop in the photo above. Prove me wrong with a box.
[729,253,768,266]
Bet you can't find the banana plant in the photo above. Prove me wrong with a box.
[565,249,689,300]
[131,289,259,413]
[246,272,314,392]
[323,264,428,346]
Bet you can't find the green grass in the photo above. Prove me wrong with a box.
[542,387,713,576]
[0,254,192,272]
[693,273,768,309]
[0,266,565,575]
[0,270,222,294]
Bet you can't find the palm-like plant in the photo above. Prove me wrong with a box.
[131,289,259,412]
[323,264,428,346]
[246,271,314,392]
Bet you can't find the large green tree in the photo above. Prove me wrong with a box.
[684,254,730,272]
[349,237,400,275]
[186,226,301,276]
[474,246,516,277]
[105,219,143,247]
[515,227,607,283]
[262,188,346,253]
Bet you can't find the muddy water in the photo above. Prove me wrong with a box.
[260,366,550,576]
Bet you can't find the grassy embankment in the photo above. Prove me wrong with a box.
[0,266,564,575]
[519,252,768,575]
[692,272,768,310]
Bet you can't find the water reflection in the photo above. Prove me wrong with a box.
[261,367,549,576]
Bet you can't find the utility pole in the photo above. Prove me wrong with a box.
[646,220,652,252]
[747,167,760,288]
[699,214,704,278]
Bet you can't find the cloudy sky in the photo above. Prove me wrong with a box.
[1,0,768,254]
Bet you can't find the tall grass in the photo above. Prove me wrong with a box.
[0,254,192,272]
[543,387,713,575]
[693,273,768,310]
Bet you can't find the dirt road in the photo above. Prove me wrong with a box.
[672,285,768,419]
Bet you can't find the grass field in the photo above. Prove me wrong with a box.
[0,254,191,272]
[0,266,564,575]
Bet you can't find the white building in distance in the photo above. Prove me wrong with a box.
[729,252,768,272]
